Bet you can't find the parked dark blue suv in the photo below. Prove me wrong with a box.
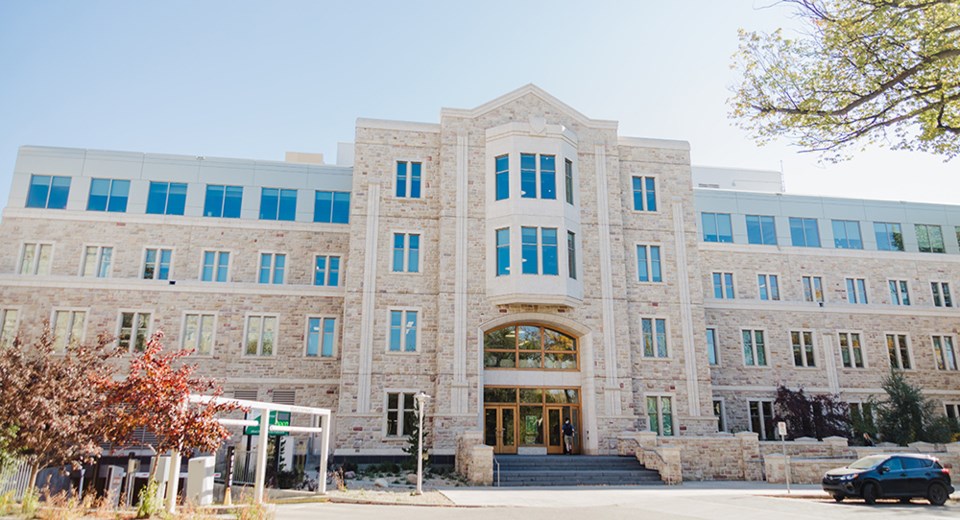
[822,453,953,505]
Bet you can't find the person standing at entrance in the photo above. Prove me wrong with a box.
[562,419,575,454]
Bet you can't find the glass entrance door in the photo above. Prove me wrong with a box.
[546,405,580,454]
[483,406,517,454]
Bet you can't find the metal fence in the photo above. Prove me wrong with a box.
[0,459,33,501]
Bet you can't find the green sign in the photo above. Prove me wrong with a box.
[244,411,291,436]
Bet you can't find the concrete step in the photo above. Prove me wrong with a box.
[493,455,663,487]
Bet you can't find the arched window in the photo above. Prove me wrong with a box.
[483,325,577,370]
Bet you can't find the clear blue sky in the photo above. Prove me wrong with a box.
[1,0,957,208]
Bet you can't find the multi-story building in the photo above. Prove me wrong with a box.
[1,85,957,462]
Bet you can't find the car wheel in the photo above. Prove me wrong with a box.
[832,494,845,502]
[861,483,878,505]
[927,483,948,506]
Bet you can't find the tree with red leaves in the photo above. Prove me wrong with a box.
[103,330,242,512]
[0,328,117,494]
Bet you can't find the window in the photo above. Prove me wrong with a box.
[258,253,286,284]
[118,312,151,353]
[386,392,418,437]
[52,310,85,353]
[637,245,662,283]
[201,251,230,282]
[146,182,186,215]
[712,272,735,299]
[791,330,816,367]
[567,231,576,280]
[495,228,510,276]
[789,217,821,247]
[831,220,863,249]
[314,191,350,223]
[520,227,558,275]
[932,335,958,370]
[874,222,904,251]
[702,213,733,243]
[888,280,910,305]
[849,402,875,430]
[19,243,52,275]
[143,248,172,280]
[916,224,945,253]
[946,403,960,424]
[742,329,767,366]
[631,176,657,211]
[80,246,112,278]
[757,274,780,301]
[26,175,70,209]
[245,315,277,356]
[519,154,556,199]
[388,310,418,352]
[749,400,776,440]
[931,281,953,307]
[0,309,18,348]
[483,325,577,370]
[495,155,509,201]
[259,188,297,221]
[314,255,341,286]
[641,318,668,358]
[846,278,868,304]
[306,317,336,357]
[392,233,420,273]
[886,333,911,369]
[395,161,422,199]
[746,215,777,245]
[203,185,242,218]
[713,399,726,432]
[838,332,865,368]
[802,276,824,303]
[646,396,674,436]
[87,178,130,212]
[182,313,215,355]
[706,328,719,366]
[564,159,574,205]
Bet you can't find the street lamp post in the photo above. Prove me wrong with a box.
[414,391,431,496]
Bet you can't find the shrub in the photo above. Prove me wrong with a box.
[136,480,161,519]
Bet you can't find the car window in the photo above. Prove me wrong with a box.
[883,458,903,471]
[901,458,932,469]
[849,455,887,469]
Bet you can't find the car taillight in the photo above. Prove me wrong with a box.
[943,468,950,475]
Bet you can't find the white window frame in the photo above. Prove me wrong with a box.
[630,175,659,212]
[887,278,911,306]
[789,329,817,368]
[50,308,88,353]
[741,327,768,367]
[142,246,174,280]
[931,334,958,371]
[386,307,421,354]
[644,393,675,437]
[639,316,670,359]
[757,273,781,301]
[116,310,153,354]
[304,315,338,358]
[930,280,953,308]
[257,251,287,285]
[383,388,421,438]
[181,311,217,356]
[706,327,720,366]
[79,244,114,278]
[885,332,913,370]
[243,313,279,357]
[801,275,824,304]
[845,277,869,304]
[712,271,736,299]
[313,253,343,287]
[391,230,422,274]
[393,159,424,200]
[199,249,232,282]
[18,242,54,275]
[748,399,776,440]
[635,243,664,283]
[837,330,866,369]
[0,307,21,348]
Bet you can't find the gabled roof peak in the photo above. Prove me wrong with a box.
[441,84,619,130]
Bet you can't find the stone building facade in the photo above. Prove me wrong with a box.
[0,85,957,461]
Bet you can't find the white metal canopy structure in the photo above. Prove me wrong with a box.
[188,394,333,504]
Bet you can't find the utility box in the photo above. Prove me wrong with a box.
[186,456,215,506]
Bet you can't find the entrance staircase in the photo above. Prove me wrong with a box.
[493,455,663,487]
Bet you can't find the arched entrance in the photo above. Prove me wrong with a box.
[481,322,583,455]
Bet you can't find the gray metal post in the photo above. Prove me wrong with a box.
[318,414,329,495]
[254,411,270,503]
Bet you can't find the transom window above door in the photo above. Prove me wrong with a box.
[484,324,577,370]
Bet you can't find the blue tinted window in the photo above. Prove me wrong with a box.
[746,215,777,245]
[146,182,186,215]
[874,222,903,251]
[332,192,350,223]
[223,186,242,218]
[396,162,407,198]
[389,311,403,351]
[520,154,536,198]
[631,176,656,211]
[27,175,71,209]
[259,188,278,220]
[107,180,129,212]
[307,318,321,356]
[521,227,538,274]
[146,182,168,214]
[167,183,186,215]
[88,179,110,211]
[410,162,421,199]
[407,234,419,273]
[495,155,509,201]
[204,185,225,217]
[496,228,510,276]
[790,217,821,247]
[392,234,405,272]
[540,155,556,199]
[832,220,863,249]
[278,189,297,221]
[650,245,662,282]
[702,213,733,243]
[645,177,657,211]
[328,256,340,286]
[313,191,350,223]
[638,245,649,282]
[541,228,558,275]
[48,176,71,209]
